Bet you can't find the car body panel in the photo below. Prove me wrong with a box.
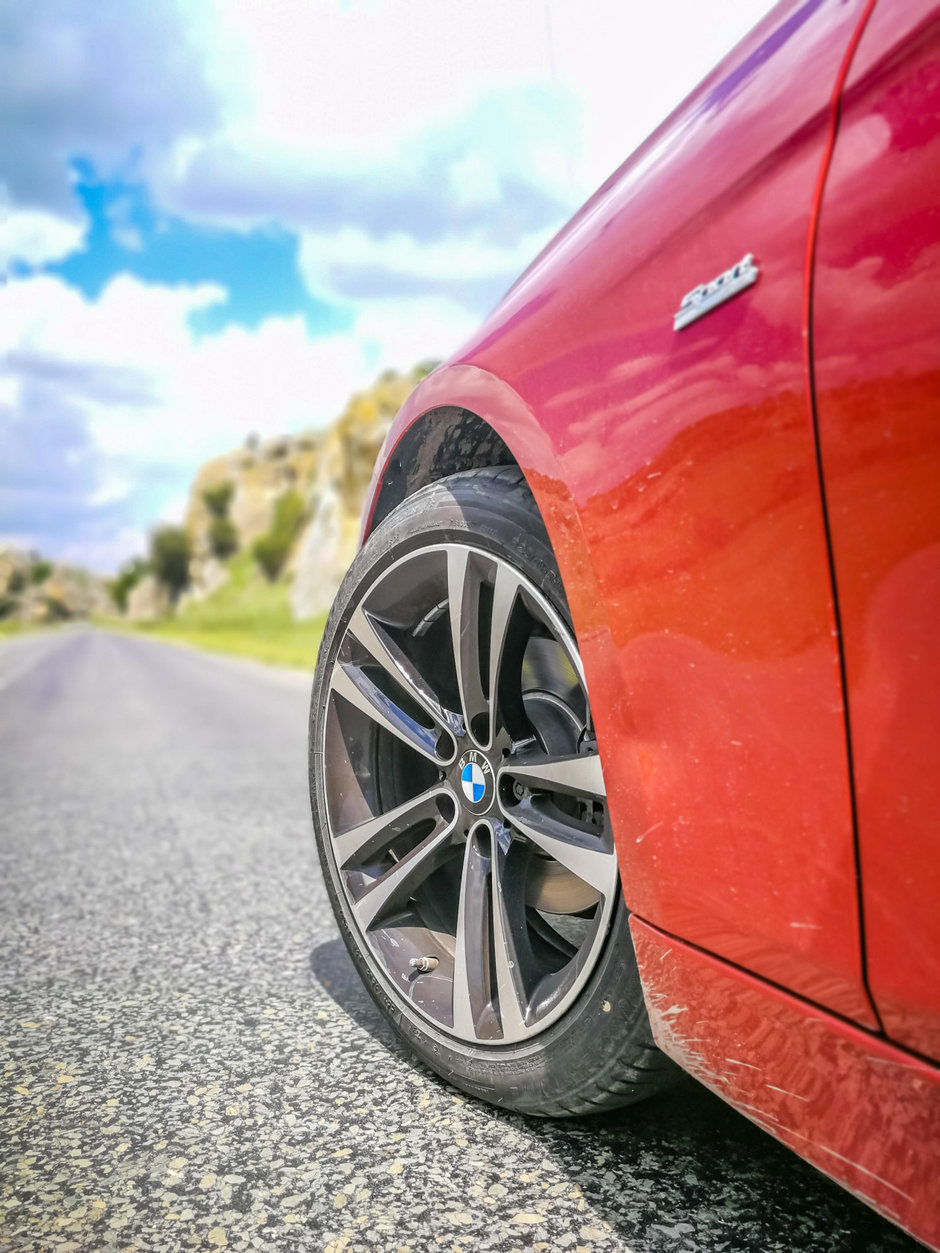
[813,1,940,1061]
[358,0,940,1240]
[631,915,940,1250]
[368,0,877,1026]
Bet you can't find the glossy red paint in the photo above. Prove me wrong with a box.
[370,0,879,1026]
[361,0,940,1235]
[813,3,940,1061]
[631,916,940,1250]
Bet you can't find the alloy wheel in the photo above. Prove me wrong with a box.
[319,542,619,1045]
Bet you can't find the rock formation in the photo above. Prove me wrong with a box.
[290,372,415,620]
[126,574,170,622]
[177,364,432,619]
[0,547,110,623]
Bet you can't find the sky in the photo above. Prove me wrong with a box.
[0,0,775,573]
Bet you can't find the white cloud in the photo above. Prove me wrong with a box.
[1,273,220,377]
[301,227,544,286]
[160,82,574,256]
[87,477,133,508]
[192,0,772,191]
[169,0,775,225]
[544,0,781,193]
[195,0,558,166]
[0,269,478,570]
[0,207,85,273]
[58,525,148,575]
[157,495,189,526]
[354,297,478,377]
[0,0,219,216]
[297,223,551,313]
[1,273,359,466]
[449,153,503,212]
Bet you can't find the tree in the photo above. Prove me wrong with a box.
[209,516,238,559]
[108,558,149,613]
[150,527,191,601]
[252,490,307,581]
[30,558,53,584]
[202,480,234,520]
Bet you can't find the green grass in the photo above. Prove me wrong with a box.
[0,619,57,639]
[127,552,327,670]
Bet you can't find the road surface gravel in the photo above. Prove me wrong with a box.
[0,629,919,1253]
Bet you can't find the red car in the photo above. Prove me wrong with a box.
[308,0,940,1245]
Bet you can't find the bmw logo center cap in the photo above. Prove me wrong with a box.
[458,750,493,811]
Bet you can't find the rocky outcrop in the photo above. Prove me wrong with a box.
[177,364,433,618]
[0,549,31,601]
[0,547,109,623]
[183,433,322,597]
[290,374,414,620]
[177,557,229,610]
[126,574,170,622]
[289,477,356,622]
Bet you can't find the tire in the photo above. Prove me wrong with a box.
[308,467,678,1115]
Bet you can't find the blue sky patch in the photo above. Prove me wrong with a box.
[35,160,352,339]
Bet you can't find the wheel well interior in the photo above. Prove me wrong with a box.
[367,406,518,535]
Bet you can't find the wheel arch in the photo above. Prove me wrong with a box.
[361,365,601,647]
[366,404,518,536]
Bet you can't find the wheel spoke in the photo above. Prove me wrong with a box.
[487,563,520,745]
[508,801,617,897]
[331,659,444,762]
[353,817,456,930]
[334,785,453,869]
[489,820,529,1039]
[349,605,463,740]
[447,548,487,740]
[500,751,606,801]
[452,828,492,1039]
[521,591,586,691]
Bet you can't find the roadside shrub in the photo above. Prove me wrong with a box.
[273,489,306,538]
[150,526,192,601]
[252,490,307,581]
[252,533,287,581]
[109,557,149,612]
[202,480,234,519]
[7,569,26,595]
[209,516,239,560]
[30,558,53,584]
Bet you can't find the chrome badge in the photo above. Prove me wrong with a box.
[674,253,759,331]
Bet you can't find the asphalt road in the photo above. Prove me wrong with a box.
[0,629,920,1253]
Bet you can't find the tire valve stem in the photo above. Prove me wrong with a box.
[410,955,439,973]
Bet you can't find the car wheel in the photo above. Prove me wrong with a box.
[308,466,677,1114]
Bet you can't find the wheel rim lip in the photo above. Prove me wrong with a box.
[316,539,619,1047]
